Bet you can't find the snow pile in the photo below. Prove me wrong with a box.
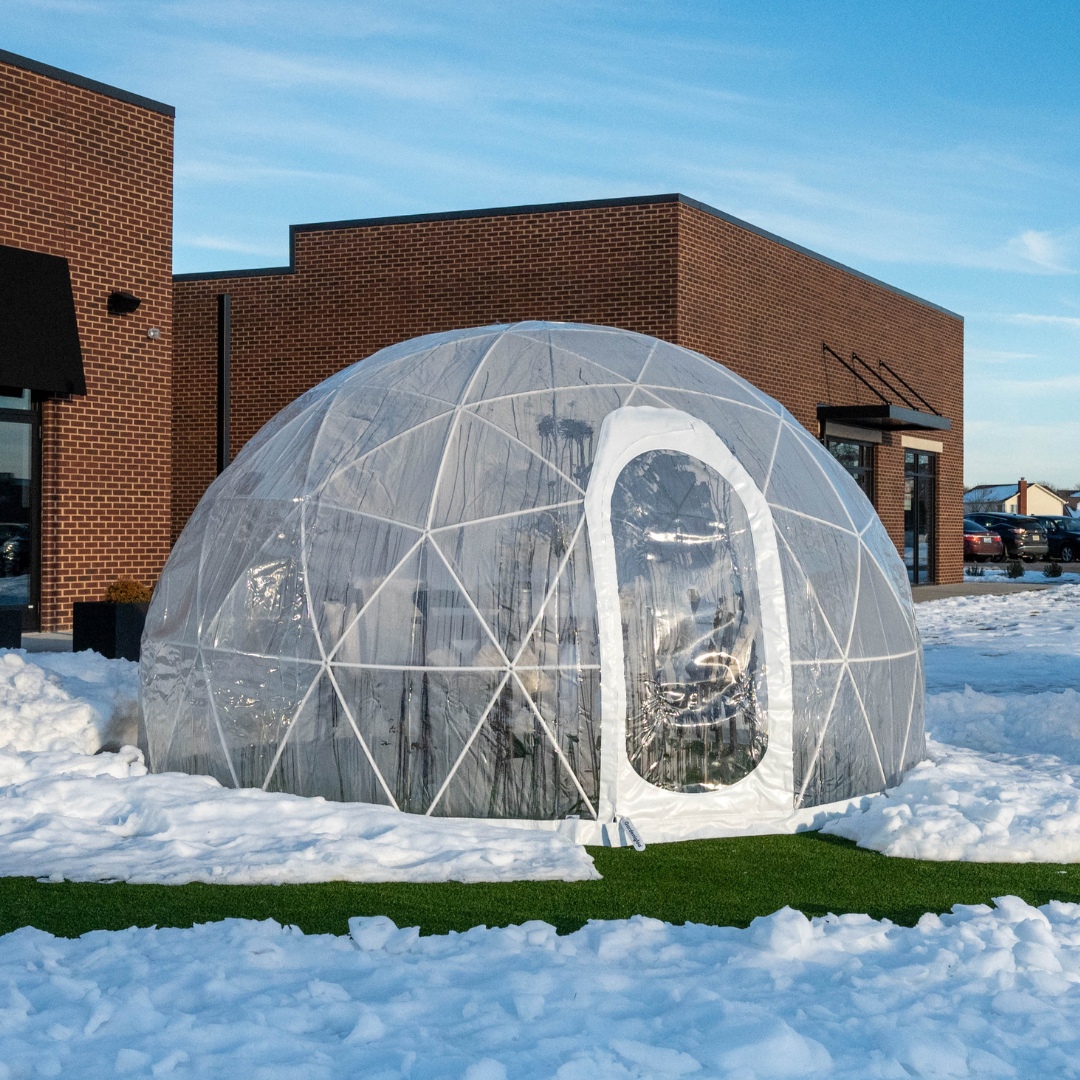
[0,744,597,884]
[0,649,595,884]
[0,650,137,755]
[4,899,1080,1078]
[927,685,1080,760]
[823,587,1080,861]
[823,738,1080,861]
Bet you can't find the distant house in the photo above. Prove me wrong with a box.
[964,479,1068,516]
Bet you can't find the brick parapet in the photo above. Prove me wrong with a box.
[173,199,963,583]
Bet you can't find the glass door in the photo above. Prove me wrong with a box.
[0,391,40,630]
[904,450,936,584]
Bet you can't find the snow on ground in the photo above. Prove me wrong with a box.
[963,564,1080,586]
[0,745,597,885]
[919,582,1080,694]
[3,585,1080,882]
[825,583,1080,861]
[2,585,1080,1075]
[0,650,596,885]
[6,900,1080,1079]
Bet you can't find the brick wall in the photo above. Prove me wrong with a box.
[1,56,173,629]
[173,197,963,583]
[172,203,680,540]
[676,201,964,584]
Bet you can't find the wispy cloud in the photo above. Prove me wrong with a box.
[1002,229,1077,274]
[1008,313,1080,329]
[189,42,472,103]
[178,234,282,256]
[965,348,1039,364]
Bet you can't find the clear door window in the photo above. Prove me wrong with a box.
[610,449,768,791]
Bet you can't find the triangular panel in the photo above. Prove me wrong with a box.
[772,509,859,655]
[465,331,635,404]
[203,649,322,790]
[764,424,856,530]
[429,411,584,528]
[195,499,308,652]
[780,417,879,535]
[775,528,844,663]
[848,650,920,791]
[214,391,335,505]
[359,331,503,405]
[302,503,423,656]
[330,666,508,814]
[847,549,918,663]
[305,387,452,492]
[642,341,781,413]
[330,540,501,668]
[318,411,454,529]
[467,386,633,491]
[152,650,235,789]
[541,326,657,381]
[258,670,389,803]
[200,504,320,662]
[433,676,593,820]
[512,520,600,670]
[435,503,587,660]
[794,666,885,808]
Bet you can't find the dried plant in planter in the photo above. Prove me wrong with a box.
[104,579,152,604]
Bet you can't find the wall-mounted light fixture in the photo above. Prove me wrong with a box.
[147,327,161,340]
[107,291,141,315]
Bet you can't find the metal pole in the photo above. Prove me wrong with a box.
[216,294,231,474]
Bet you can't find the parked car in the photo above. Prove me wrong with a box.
[963,518,1004,562]
[964,512,1049,561]
[1034,515,1080,563]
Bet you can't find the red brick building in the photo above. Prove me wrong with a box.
[1,49,962,640]
[174,197,962,584]
[0,50,173,631]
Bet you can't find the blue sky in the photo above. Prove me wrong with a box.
[6,0,1079,486]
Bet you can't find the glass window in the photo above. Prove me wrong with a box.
[826,437,874,502]
[610,449,768,792]
[0,420,33,609]
[904,450,936,584]
[0,389,30,412]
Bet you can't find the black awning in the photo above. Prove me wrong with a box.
[817,403,951,432]
[0,244,86,396]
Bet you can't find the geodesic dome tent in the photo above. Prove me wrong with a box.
[141,322,924,844]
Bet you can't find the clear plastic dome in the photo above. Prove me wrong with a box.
[141,322,923,841]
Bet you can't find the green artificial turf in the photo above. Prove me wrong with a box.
[4,832,1079,940]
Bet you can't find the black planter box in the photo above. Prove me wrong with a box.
[72,602,149,661]
[0,608,20,649]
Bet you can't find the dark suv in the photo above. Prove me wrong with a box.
[1035,515,1080,563]
[964,513,1049,561]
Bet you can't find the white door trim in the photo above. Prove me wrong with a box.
[584,406,794,840]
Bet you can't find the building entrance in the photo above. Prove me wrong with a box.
[904,450,936,585]
[0,391,40,630]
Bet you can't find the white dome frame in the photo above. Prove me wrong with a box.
[141,322,924,846]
